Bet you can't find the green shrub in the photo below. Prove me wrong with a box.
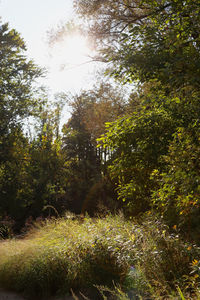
[152,125,200,238]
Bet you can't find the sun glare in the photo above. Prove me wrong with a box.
[52,34,90,67]
[47,33,94,91]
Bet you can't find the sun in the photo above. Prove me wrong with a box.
[47,33,94,91]
[51,34,90,67]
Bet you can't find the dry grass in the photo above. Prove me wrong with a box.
[0,213,199,299]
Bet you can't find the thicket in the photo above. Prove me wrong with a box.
[74,0,200,237]
[0,0,200,298]
[1,1,200,235]
[0,214,199,299]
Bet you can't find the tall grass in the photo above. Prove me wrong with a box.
[0,213,199,299]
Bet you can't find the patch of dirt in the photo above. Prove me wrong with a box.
[0,291,25,300]
[0,291,75,300]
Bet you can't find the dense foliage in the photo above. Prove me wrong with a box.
[74,0,200,234]
[0,0,199,234]
[0,1,200,297]
[0,0,199,232]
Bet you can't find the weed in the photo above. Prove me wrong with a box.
[0,214,199,299]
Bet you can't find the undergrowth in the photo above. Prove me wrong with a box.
[0,213,199,299]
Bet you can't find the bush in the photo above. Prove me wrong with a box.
[152,124,200,239]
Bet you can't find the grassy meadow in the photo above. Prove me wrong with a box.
[0,213,199,299]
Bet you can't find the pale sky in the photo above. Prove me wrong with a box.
[0,0,98,94]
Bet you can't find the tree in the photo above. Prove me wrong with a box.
[75,0,200,90]
[75,1,200,221]
[0,22,43,138]
[62,83,126,213]
[0,22,44,228]
[62,92,101,214]
[0,128,31,225]
[98,106,176,215]
[152,101,200,232]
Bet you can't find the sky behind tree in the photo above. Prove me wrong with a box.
[0,0,97,94]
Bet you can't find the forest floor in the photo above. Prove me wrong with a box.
[0,290,75,300]
[0,290,24,300]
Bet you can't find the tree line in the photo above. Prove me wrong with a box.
[0,0,200,240]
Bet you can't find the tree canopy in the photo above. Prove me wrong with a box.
[74,0,200,227]
[0,23,43,136]
[0,1,200,238]
[75,0,200,88]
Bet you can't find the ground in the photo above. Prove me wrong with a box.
[0,291,75,300]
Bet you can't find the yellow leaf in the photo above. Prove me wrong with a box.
[192,259,198,266]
